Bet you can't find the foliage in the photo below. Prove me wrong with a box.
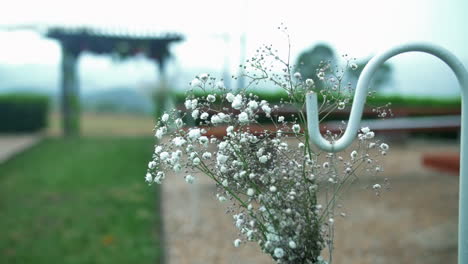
[347,58,393,91]
[367,94,461,107]
[147,30,388,264]
[0,137,162,264]
[0,93,50,132]
[295,43,336,90]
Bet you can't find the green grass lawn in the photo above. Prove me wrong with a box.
[0,137,161,264]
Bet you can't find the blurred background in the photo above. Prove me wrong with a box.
[0,0,466,263]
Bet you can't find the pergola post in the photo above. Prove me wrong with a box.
[60,44,80,136]
[153,58,170,120]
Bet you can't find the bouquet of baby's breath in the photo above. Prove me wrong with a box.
[146,39,389,264]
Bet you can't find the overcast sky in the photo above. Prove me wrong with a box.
[0,0,467,96]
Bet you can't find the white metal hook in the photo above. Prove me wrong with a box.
[306,42,468,263]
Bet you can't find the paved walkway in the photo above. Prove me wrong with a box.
[161,139,460,264]
[0,134,43,164]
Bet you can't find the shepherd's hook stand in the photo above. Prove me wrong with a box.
[306,42,468,263]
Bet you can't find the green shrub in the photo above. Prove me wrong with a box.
[0,93,50,132]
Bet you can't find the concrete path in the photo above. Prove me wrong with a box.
[161,139,460,264]
[0,134,42,164]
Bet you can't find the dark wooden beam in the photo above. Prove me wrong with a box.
[60,44,80,136]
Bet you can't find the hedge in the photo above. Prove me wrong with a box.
[173,89,461,108]
[0,93,50,132]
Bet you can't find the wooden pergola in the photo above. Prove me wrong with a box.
[45,26,183,136]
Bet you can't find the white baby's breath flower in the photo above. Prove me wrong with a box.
[298,142,305,148]
[199,136,209,145]
[278,116,285,122]
[184,99,191,109]
[294,72,302,79]
[380,143,389,151]
[160,152,170,161]
[190,78,202,87]
[226,93,235,102]
[192,157,201,165]
[148,161,156,169]
[259,155,268,163]
[191,109,200,119]
[232,94,243,110]
[145,173,152,183]
[373,183,382,190]
[175,118,183,127]
[216,81,224,89]
[247,100,258,110]
[350,150,358,159]
[185,175,195,184]
[274,248,284,258]
[289,241,297,249]
[350,63,358,70]
[305,78,314,87]
[199,73,209,81]
[292,124,300,133]
[233,239,242,248]
[261,104,271,115]
[155,127,167,139]
[338,101,345,110]
[247,188,255,196]
[238,112,249,123]
[222,179,228,187]
[173,164,181,172]
[211,114,221,124]
[269,186,277,192]
[218,113,229,123]
[206,94,216,103]
[202,152,212,159]
[217,154,228,164]
[172,137,186,147]
[317,71,325,80]
[218,141,228,150]
[218,195,227,202]
[187,128,202,141]
[200,112,209,120]
[361,127,370,134]
[161,113,169,122]
[154,146,163,153]
[184,99,198,110]
[323,162,329,169]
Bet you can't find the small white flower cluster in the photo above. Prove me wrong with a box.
[145,42,389,263]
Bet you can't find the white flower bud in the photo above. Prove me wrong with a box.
[292,124,300,133]
[185,175,195,184]
[200,112,209,120]
[380,143,389,151]
[233,239,241,248]
[206,94,216,102]
[274,248,284,258]
[145,173,152,182]
[289,241,297,249]
[161,113,169,122]
[238,112,249,123]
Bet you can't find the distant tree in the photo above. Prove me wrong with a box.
[348,58,393,92]
[295,43,336,90]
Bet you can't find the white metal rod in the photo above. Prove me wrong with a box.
[305,42,468,263]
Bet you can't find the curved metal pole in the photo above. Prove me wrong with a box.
[306,42,468,263]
